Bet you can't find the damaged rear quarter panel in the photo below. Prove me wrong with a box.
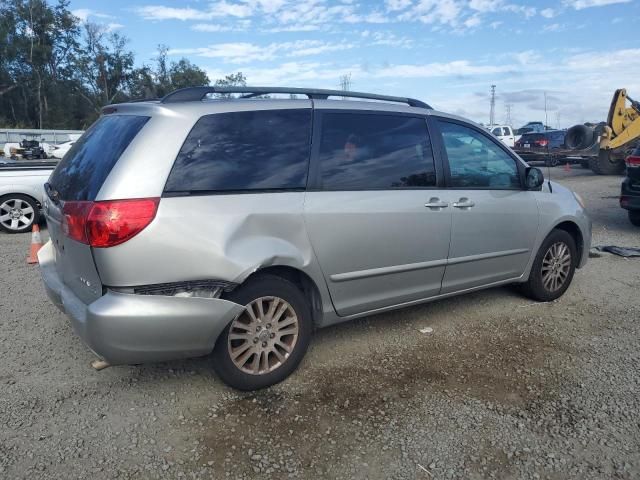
[92,192,321,288]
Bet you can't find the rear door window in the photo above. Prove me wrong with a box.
[48,115,149,201]
[316,113,436,190]
[165,109,311,193]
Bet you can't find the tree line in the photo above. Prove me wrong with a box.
[0,0,246,130]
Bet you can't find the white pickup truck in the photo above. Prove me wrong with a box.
[488,125,520,148]
[0,160,57,233]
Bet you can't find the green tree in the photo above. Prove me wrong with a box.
[74,22,134,116]
[128,45,209,99]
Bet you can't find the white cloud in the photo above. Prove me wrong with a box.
[543,23,565,32]
[72,8,113,22]
[136,2,253,21]
[564,0,631,9]
[468,0,503,12]
[105,23,125,32]
[540,8,556,18]
[170,40,354,64]
[136,6,207,21]
[385,0,413,11]
[464,14,482,28]
[374,60,511,78]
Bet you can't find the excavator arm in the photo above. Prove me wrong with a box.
[601,88,640,150]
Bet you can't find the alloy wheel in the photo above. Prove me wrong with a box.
[227,296,299,375]
[0,198,35,231]
[541,242,572,292]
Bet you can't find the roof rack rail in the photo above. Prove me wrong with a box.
[160,86,431,109]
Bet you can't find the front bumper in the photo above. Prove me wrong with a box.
[38,241,244,365]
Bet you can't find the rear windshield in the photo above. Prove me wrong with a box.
[48,115,149,201]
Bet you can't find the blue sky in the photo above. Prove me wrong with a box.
[68,0,640,127]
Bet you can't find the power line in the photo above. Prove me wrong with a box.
[505,103,512,126]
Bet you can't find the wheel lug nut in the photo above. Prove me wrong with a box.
[262,341,267,348]
[256,326,261,332]
[270,333,275,339]
[253,337,259,343]
[266,323,272,329]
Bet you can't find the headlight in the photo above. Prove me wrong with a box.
[573,192,586,209]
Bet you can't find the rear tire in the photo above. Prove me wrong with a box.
[0,194,39,233]
[212,274,312,391]
[589,150,625,175]
[520,229,577,302]
[629,211,640,227]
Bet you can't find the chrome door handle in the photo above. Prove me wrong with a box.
[452,198,475,209]
[425,198,449,210]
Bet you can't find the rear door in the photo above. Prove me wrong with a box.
[433,118,539,293]
[45,114,150,303]
[304,110,450,316]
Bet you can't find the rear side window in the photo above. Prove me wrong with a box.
[165,109,311,193]
[48,115,149,201]
[317,113,436,190]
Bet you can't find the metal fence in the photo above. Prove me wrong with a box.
[0,128,84,146]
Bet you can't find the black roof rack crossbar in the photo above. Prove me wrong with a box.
[160,86,431,109]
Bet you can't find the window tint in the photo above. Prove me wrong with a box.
[437,120,520,189]
[491,127,502,136]
[165,109,311,193]
[503,127,511,136]
[48,115,149,201]
[317,113,436,190]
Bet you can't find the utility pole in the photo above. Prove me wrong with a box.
[339,73,352,92]
[544,91,549,130]
[489,85,496,126]
[505,103,512,126]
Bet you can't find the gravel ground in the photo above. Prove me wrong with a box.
[1,166,639,479]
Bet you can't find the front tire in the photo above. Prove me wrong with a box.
[212,274,312,391]
[0,194,40,233]
[629,211,640,227]
[520,229,577,302]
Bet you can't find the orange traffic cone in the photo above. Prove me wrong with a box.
[27,224,44,264]
[564,161,571,172]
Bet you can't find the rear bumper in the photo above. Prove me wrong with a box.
[620,178,640,211]
[38,241,244,365]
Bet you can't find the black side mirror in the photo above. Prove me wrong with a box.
[525,167,544,190]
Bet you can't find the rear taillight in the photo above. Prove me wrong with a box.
[536,139,549,147]
[62,198,159,248]
[626,155,640,167]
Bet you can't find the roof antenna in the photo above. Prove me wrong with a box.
[544,91,553,192]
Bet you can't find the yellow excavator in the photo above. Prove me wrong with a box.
[565,89,640,174]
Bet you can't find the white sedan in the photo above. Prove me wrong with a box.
[50,140,75,159]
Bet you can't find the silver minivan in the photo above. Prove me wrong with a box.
[39,87,591,390]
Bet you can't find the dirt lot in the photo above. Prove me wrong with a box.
[1,167,639,480]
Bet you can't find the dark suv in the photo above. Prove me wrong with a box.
[514,130,566,166]
[620,145,640,226]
